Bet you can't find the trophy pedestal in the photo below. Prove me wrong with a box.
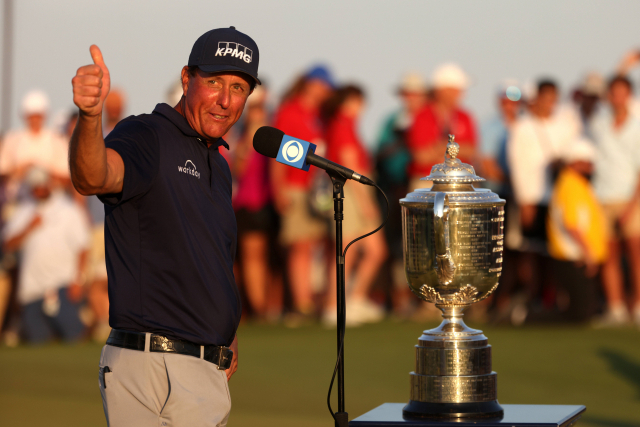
[404,306,503,420]
[349,403,586,426]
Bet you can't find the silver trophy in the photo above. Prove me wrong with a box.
[400,135,505,420]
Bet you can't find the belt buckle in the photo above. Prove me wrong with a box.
[217,346,232,370]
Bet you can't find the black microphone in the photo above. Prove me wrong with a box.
[252,126,375,186]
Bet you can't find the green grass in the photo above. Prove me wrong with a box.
[1,320,639,426]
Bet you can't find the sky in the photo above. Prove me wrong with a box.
[1,0,639,147]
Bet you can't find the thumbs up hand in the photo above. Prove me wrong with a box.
[72,45,111,117]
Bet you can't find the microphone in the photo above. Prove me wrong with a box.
[253,126,375,186]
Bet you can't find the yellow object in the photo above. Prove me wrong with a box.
[547,168,609,263]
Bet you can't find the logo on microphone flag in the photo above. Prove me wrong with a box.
[275,135,316,171]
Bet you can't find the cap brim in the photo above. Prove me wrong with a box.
[197,64,261,85]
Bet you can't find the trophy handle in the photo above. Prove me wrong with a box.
[434,192,456,285]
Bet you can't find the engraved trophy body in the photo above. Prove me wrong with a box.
[400,135,505,420]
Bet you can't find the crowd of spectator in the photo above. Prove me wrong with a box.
[1,50,640,345]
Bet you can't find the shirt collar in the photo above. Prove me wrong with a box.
[152,103,230,150]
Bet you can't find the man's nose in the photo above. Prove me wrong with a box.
[216,86,231,109]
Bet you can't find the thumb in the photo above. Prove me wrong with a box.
[90,44,108,70]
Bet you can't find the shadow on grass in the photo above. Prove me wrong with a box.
[598,348,640,399]
[581,416,640,427]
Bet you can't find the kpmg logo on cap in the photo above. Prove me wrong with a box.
[215,42,252,63]
[275,135,315,171]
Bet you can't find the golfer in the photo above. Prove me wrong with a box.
[69,27,260,426]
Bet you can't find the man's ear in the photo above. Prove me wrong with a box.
[180,66,190,97]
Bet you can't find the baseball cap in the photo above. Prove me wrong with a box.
[563,138,597,163]
[580,72,605,97]
[496,79,522,101]
[188,26,261,85]
[432,63,470,90]
[22,90,49,115]
[305,65,335,89]
[398,72,427,94]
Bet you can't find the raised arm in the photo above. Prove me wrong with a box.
[69,45,124,196]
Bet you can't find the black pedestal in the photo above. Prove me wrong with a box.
[349,403,585,426]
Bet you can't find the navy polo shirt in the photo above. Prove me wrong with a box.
[99,103,240,346]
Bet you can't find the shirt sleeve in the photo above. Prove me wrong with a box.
[98,119,159,206]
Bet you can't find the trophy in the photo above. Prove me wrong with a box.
[400,135,505,420]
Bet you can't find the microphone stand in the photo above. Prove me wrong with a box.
[328,171,348,427]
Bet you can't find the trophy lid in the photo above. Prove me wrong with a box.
[421,135,485,184]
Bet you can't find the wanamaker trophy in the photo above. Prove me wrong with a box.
[400,135,506,420]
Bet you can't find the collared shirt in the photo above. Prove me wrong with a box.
[99,103,240,346]
[3,191,90,304]
[406,103,477,178]
[591,109,640,203]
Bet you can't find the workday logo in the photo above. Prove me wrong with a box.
[215,42,252,64]
[275,135,315,172]
[178,160,201,179]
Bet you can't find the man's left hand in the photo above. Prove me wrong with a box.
[226,334,238,381]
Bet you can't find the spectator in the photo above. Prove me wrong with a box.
[591,75,640,327]
[572,72,606,137]
[407,63,477,190]
[232,85,281,320]
[3,168,90,343]
[480,81,522,194]
[0,91,68,203]
[374,72,427,313]
[322,85,388,326]
[547,139,608,322]
[271,65,334,321]
[508,79,581,246]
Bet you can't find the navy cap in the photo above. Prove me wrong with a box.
[188,26,261,85]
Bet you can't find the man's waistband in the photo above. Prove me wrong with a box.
[106,329,232,370]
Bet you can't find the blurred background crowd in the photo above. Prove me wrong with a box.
[2,46,640,346]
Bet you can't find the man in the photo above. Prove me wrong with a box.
[480,81,522,194]
[70,27,259,426]
[508,80,581,245]
[407,63,477,190]
[591,75,640,327]
[375,72,427,314]
[3,168,89,343]
[0,90,69,202]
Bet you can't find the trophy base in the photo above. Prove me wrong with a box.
[402,400,504,420]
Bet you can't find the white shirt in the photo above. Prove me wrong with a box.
[507,108,581,205]
[0,128,69,177]
[591,109,640,203]
[3,191,90,304]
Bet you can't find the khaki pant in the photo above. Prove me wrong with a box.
[99,338,231,427]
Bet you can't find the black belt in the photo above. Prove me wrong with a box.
[106,329,233,370]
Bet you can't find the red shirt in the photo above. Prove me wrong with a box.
[325,114,371,172]
[407,104,477,177]
[272,97,324,188]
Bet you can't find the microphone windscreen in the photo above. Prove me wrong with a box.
[253,126,285,159]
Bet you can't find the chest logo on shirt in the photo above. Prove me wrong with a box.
[178,160,201,179]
